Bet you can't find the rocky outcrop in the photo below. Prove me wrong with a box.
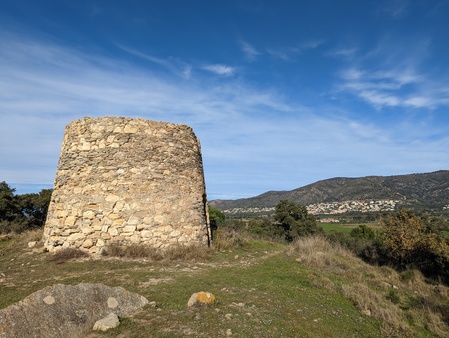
[0,283,148,338]
[43,117,210,254]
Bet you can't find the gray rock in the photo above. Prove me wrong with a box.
[0,283,148,338]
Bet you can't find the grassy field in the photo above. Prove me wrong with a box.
[1,229,448,337]
[319,222,380,235]
[319,222,358,234]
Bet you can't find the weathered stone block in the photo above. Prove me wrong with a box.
[82,238,94,248]
[123,225,137,233]
[64,216,77,226]
[81,227,95,235]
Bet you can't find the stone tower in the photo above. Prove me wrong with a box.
[43,117,210,254]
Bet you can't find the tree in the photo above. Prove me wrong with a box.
[208,205,225,238]
[0,181,53,233]
[0,181,25,233]
[0,181,21,222]
[208,205,225,225]
[18,189,53,228]
[380,209,449,282]
[273,200,321,241]
[350,224,376,240]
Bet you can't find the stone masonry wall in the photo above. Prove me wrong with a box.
[43,117,210,254]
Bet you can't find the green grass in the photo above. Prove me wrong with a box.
[87,248,381,337]
[320,222,357,235]
[2,229,449,337]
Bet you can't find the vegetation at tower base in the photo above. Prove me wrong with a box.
[0,181,52,234]
[2,226,449,337]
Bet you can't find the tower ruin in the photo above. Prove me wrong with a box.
[42,116,210,254]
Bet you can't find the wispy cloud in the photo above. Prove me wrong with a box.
[267,39,324,61]
[377,0,411,19]
[115,43,192,79]
[338,65,449,109]
[295,39,324,52]
[240,40,261,61]
[335,37,449,110]
[327,47,358,60]
[0,29,447,199]
[202,64,236,76]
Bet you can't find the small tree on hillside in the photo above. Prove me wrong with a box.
[0,181,18,221]
[274,200,322,241]
[380,209,449,283]
[18,189,53,228]
[208,205,225,238]
[350,224,376,240]
[0,181,25,233]
[0,181,53,233]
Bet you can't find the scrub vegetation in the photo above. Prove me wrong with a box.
[1,222,449,337]
[2,182,449,337]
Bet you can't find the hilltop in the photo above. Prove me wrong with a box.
[210,170,449,215]
[1,229,448,337]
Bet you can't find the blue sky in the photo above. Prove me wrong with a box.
[1,0,448,200]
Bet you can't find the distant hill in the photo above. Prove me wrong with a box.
[209,170,449,213]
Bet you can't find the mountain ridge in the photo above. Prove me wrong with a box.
[209,170,449,212]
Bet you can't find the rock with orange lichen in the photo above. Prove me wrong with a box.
[187,291,216,308]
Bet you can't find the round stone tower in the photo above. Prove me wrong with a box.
[43,116,210,254]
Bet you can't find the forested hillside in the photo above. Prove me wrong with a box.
[210,170,449,211]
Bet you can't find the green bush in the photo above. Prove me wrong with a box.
[379,209,449,284]
[350,224,376,240]
[386,289,400,304]
[325,228,383,265]
[273,200,322,242]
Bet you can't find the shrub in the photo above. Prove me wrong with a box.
[386,289,400,304]
[379,209,449,284]
[274,200,322,242]
[325,230,382,265]
[211,228,250,251]
[247,218,284,240]
[350,224,376,240]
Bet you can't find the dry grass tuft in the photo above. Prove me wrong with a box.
[288,235,354,271]
[341,283,412,337]
[102,243,163,260]
[48,247,89,263]
[211,228,251,251]
[21,228,44,243]
[163,245,212,261]
[289,235,449,337]
[102,242,212,261]
[307,272,335,291]
[424,308,449,337]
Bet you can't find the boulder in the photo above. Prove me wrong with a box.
[0,283,148,338]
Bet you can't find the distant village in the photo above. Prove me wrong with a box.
[222,199,400,218]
